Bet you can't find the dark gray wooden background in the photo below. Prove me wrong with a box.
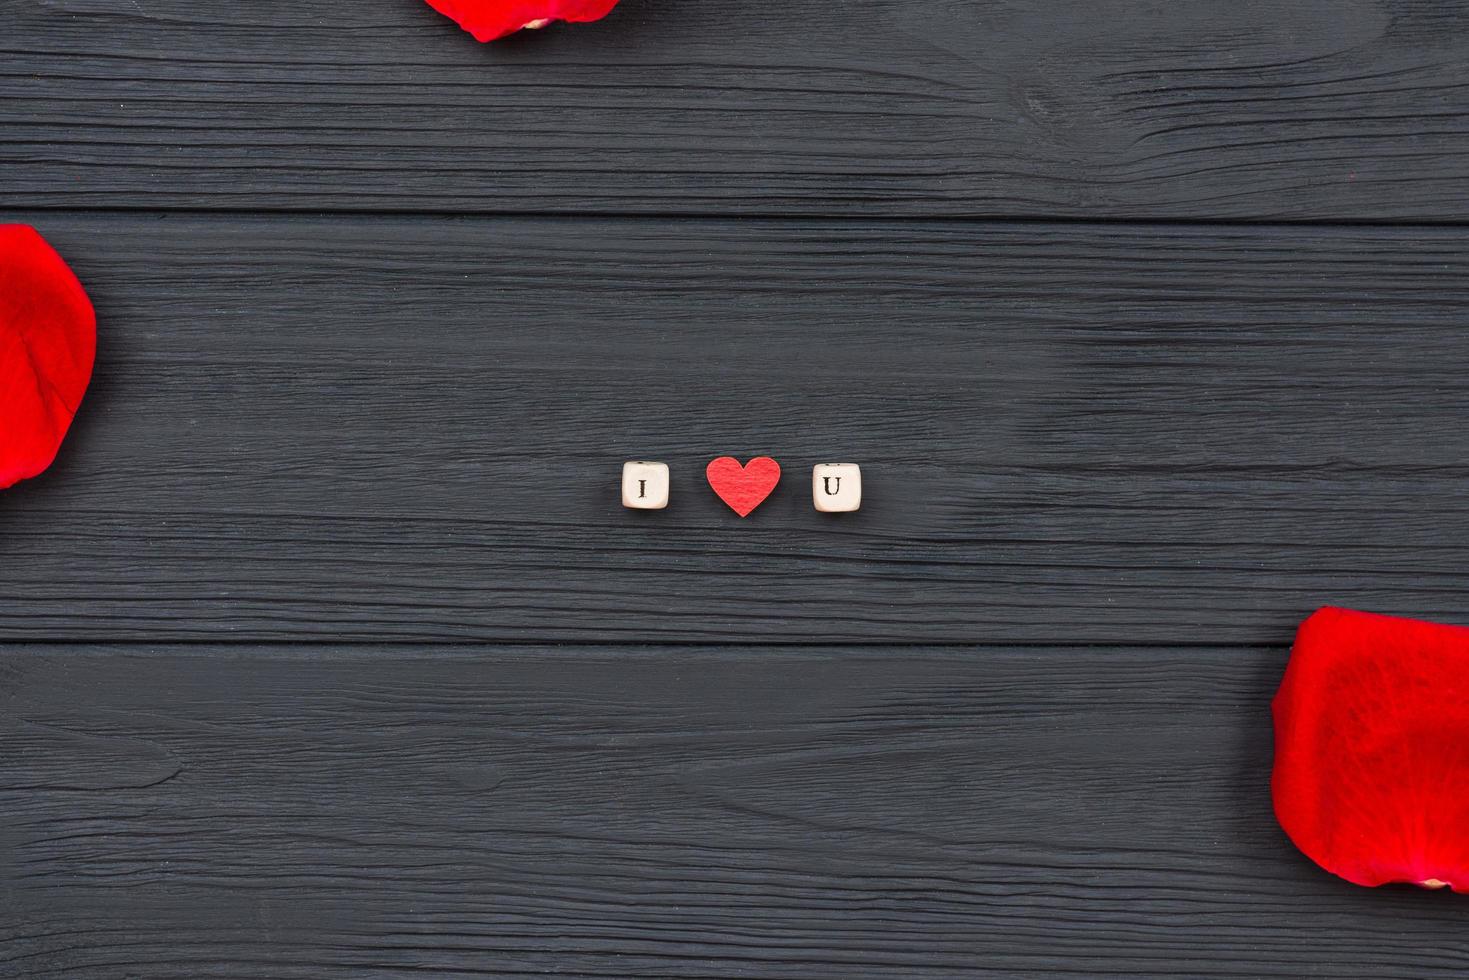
[4,1,1469,976]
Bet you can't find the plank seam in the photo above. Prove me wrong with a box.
[7,205,1469,231]
[0,639,1282,651]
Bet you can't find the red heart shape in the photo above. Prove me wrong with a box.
[706,456,781,517]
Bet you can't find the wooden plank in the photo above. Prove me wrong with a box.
[3,642,1466,979]
[4,0,1469,219]
[4,213,1469,645]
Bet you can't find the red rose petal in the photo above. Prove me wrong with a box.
[0,226,96,489]
[423,0,621,42]
[1273,607,1469,892]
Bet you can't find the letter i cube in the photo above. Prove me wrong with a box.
[622,461,669,510]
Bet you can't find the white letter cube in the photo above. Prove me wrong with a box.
[812,463,861,512]
[622,461,669,510]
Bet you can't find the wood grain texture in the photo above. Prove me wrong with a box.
[10,0,1469,973]
[4,643,1469,979]
[3,212,1469,644]
[5,0,1469,218]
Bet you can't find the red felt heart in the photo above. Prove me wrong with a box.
[706,456,780,518]
[1273,607,1469,892]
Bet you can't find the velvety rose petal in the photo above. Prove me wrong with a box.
[0,226,96,489]
[1273,607,1469,892]
[424,0,621,42]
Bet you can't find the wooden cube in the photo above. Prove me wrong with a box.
[812,463,861,512]
[622,461,669,509]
